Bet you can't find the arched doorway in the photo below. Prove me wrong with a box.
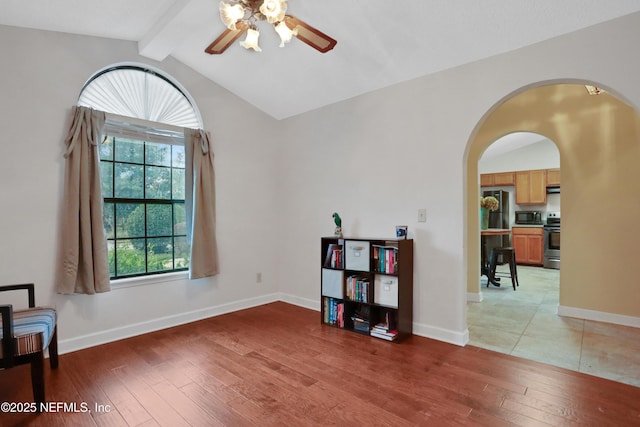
[464,81,640,375]
[478,131,560,284]
[471,131,562,356]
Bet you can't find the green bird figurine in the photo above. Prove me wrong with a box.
[333,212,341,227]
[332,212,343,237]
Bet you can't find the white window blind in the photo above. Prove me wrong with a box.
[78,65,201,129]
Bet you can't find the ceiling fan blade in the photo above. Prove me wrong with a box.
[284,15,337,53]
[204,22,249,54]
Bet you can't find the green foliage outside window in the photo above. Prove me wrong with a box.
[101,136,189,279]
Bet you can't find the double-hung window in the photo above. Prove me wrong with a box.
[99,132,189,279]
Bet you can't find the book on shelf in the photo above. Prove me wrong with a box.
[331,249,343,269]
[372,244,399,274]
[323,297,344,327]
[372,324,388,333]
[324,244,343,269]
[370,329,398,341]
[372,311,395,331]
[370,310,397,339]
[371,308,397,340]
[346,275,370,303]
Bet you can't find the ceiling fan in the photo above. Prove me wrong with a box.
[205,0,337,55]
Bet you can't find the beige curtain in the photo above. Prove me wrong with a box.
[185,129,219,279]
[56,106,111,294]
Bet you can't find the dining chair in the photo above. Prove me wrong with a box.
[1,283,58,410]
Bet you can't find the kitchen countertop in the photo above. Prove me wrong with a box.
[481,228,511,235]
[511,224,544,228]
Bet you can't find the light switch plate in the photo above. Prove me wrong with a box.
[418,208,427,222]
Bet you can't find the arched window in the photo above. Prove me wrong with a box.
[78,64,202,128]
[78,64,203,280]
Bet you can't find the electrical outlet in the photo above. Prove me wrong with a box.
[256,272,262,283]
[418,208,427,222]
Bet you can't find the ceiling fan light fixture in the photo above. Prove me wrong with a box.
[219,2,245,30]
[260,0,287,23]
[275,21,296,47]
[207,0,336,54]
[240,27,262,51]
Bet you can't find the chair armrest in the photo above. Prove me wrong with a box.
[0,283,35,308]
[0,304,15,368]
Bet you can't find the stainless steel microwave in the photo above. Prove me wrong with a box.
[515,211,543,225]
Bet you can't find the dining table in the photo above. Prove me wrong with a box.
[480,228,511,287]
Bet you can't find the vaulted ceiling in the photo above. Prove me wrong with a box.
[2,1,640,119]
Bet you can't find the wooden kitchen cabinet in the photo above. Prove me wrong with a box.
[512,227,544,266]
[493,172,515,186]
[546,169,560,187]
[480,174,494,187]
[480,172,515,187]
[515,169,547,204]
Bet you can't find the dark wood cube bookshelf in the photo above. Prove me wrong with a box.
[320,237,413,342]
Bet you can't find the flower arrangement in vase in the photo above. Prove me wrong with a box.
[480,196,499,229]
[480,196,499,211]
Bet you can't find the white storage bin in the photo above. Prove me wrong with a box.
[374,275,398,308]
[322,268,344,299]
[344,240,370,271]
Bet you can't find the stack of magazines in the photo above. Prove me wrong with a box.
[370,312,398,341]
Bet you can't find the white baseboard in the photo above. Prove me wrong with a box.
[59,292,471,354]
[280,293,469,346]
[558,305,640,329]
[277,292,319,311]
[413,321,469,347]
[467,292,483,303]
[58,293,280,355]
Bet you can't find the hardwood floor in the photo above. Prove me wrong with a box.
[1,302,639,426]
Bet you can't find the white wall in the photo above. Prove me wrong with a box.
[479,139,560,174]
[277,12,640,345]
[0,25,283,352]
[2,10,640,352]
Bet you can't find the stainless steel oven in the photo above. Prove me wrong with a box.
[544,212,560,269]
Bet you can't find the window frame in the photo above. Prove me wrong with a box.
[99,120,190,281]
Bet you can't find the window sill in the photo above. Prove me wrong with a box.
[110,271,189,290]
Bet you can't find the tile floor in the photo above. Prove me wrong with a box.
[467,265,640,388]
